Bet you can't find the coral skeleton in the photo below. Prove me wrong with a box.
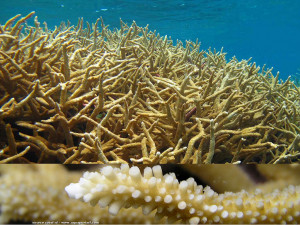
[66,164,300,224]
[0,12,300,163]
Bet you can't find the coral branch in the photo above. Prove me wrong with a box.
[66,165,300,224]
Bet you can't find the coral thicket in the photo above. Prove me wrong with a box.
[0,12,299,163]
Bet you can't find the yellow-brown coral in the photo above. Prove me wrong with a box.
[0,12,299,164]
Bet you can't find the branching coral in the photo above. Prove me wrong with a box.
[66,165,300,224]
[0,164,299,224]
[0,165,157,224]
[0,12,300,163]
[254,164,300,192]
[182,165,256,192]
[183,164,300,193]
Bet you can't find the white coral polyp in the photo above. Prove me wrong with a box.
[65,183,84,199]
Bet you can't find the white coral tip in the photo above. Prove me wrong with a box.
[101,166,116,180]
[65,183,84,199]
[109,201,123,215]
[129,166,142,181]
[152,165,163,178]
[189,216,200,225]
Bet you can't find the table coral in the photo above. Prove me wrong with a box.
[66,164,300,224]
[0,12,300,163]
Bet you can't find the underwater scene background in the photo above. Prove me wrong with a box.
[1,1,300,223]
[1,0,300,82]
[1,0,300,164]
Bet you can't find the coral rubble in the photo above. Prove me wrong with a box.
[0,12,300,163]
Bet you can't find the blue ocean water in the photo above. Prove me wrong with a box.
[1,0,300,81]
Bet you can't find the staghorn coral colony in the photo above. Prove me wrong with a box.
[1,11,300,225]
[0,12,300,164]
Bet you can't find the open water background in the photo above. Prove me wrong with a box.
[1,0,300,81]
